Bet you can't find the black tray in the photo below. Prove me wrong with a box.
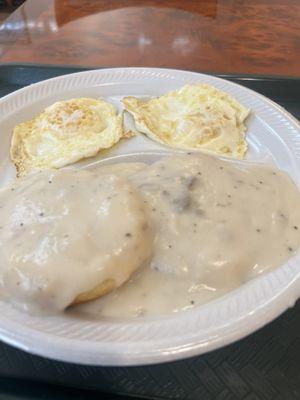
[0,64,299,400]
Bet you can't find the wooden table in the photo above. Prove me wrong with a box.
[0,0,299,76]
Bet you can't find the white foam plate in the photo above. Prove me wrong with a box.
[0,68,299,366]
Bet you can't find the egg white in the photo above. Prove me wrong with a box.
[11,98,132,177]
[123,84,250,159]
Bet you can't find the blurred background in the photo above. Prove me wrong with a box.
[0,0,24,22]
[0,0,299,76]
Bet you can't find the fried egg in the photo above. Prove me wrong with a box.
[11,98,133,177]
[123,84,250,159]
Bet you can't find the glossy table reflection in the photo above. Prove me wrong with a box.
[0,0,299,75]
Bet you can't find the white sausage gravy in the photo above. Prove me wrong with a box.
[0,153,299,317]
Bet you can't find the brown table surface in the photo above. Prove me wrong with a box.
[0,0,299,76]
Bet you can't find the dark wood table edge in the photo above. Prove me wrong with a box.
[1,62,300,82]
